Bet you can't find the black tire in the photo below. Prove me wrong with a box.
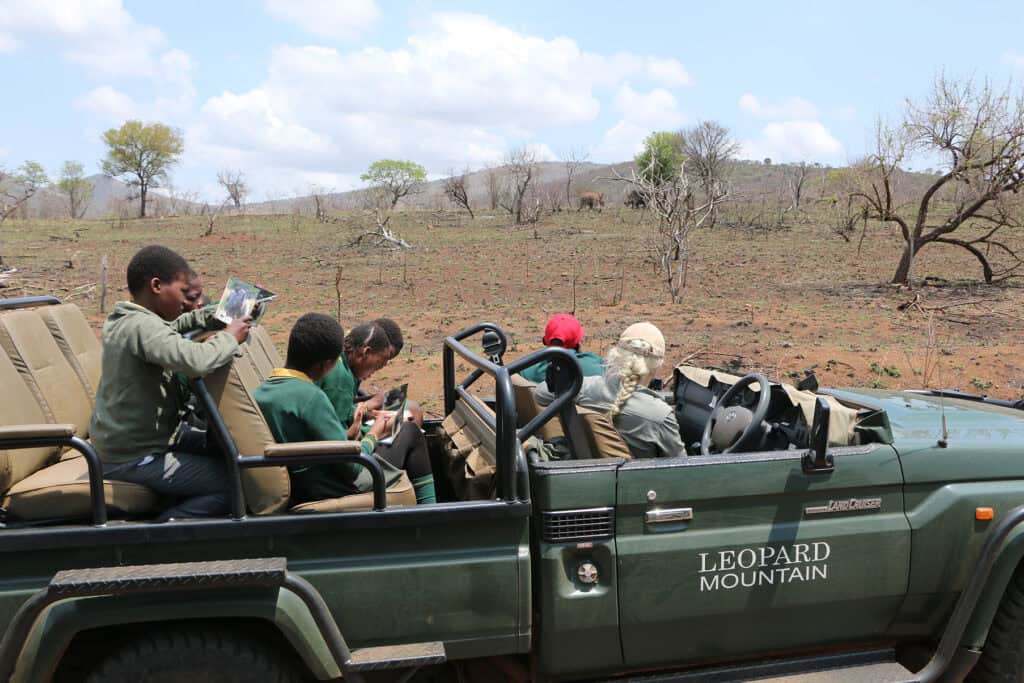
[83,626,309,683]
[969,568,1024,682]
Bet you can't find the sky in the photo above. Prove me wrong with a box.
[1,0,1023,201]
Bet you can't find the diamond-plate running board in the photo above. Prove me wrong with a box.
[348,642,447,672]
[48,558,287,597]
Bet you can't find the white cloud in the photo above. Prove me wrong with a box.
[0,32,18,52]
[592,83,687,162]
[190,13,692,186]
[264,0,379,42]
[742,121,844,164]
[75,85,139,121]
[739,93,819,120]
[738,93,843,164]
[75,49,197,126]
[1004,49,1024,70]
[0,0,165,76]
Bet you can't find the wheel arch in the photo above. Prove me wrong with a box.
[13,587,341,682]
[962,525,1024,649]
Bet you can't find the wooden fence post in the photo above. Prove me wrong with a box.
[99,255,108,313]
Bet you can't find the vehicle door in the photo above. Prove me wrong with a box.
[615,444,909,669]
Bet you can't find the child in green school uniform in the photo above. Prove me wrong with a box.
[90,245,252,520]
[255,313,433,504]
[317,319,436,504]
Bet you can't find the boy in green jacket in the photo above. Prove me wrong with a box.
[254,313,402,503]
[90,245,251,520]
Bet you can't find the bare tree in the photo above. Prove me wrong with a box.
[0,161,47,227]
[485,164,501,210]
[498,147,538,225]
[563,147,589,207]
[217,169,248,209]
[443,168,474,218]
[680,121,740,194]
[851,76,1024,285]
[616,154,727,303]
[351,187,411,250]
[784,162,811,209]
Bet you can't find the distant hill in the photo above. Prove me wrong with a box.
[6,159,943,220]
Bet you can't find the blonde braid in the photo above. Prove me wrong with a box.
[606,339,662,419]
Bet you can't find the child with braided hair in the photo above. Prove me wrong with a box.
[537,322,684,458]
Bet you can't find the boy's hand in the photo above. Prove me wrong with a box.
[226,316,253,343]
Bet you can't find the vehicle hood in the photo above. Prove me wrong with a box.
[828,388,1024,484]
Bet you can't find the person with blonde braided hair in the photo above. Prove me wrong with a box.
[536,322,685,459]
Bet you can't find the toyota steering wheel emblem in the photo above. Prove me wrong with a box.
[723,411,736,423]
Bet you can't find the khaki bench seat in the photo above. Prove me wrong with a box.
[3,455,158,520]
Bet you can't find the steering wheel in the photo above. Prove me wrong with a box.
[700,373,772,455]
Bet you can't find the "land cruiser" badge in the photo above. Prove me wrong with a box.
[805,498,882,515]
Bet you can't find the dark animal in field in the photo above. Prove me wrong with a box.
[577,191,605,211]
[624,190,646,209]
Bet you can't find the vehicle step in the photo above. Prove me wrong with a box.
[347,641,446,672]
[48,558,288,597]
[750,661,915,682]
[600,648,917,683]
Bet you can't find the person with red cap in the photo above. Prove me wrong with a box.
[520,313,604,383]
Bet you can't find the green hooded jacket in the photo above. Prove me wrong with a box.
[89,302,238,464]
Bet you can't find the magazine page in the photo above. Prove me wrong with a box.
[214,277,276,325]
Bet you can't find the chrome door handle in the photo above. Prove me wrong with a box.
[645,507,693,524]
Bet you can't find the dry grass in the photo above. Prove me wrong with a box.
[3,204,1023,416]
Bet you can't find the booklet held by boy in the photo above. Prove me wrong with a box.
[214,276,275,325]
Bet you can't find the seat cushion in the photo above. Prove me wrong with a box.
[578,407,632,460]
[36,304,102,401]
[0,310,91,438]
[0,351,59,492]
[3,456,158,520]
[511,374,563,440]
[289,471,416,513]
[203,350,290,515]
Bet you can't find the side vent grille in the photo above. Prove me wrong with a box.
[541,507,615,543]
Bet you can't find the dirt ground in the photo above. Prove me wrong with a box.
[3,207,1023,418]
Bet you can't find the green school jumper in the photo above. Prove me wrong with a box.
[317,353,359,430]
[317,356,436,504]
[255,368,396,503]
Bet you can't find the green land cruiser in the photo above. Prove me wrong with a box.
[2,295,1024,683]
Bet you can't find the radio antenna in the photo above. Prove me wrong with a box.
[936,364,949,448]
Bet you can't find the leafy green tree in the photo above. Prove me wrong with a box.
[57,160,94,219]
[360,159,427,209]
[101,120,184,218]
[635,131,684,185]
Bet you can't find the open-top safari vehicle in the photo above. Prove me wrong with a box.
[2,295,1024,682]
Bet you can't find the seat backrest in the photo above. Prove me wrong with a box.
[0,310,92,438]
[577,407,632,460]
[202,346,290,515]
[35,303,102,401]
[0,350,59,492]
[510,374,564,440]
[247,326,283,380]
[441,398,499,500]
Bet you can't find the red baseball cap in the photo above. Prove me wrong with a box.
[543,314,585,348]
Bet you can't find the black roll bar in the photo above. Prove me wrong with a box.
[442,325,584,501]
[504,348,585,444]
[0,435,107,526]
[191,377,388,520]
[0,296,61,311]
